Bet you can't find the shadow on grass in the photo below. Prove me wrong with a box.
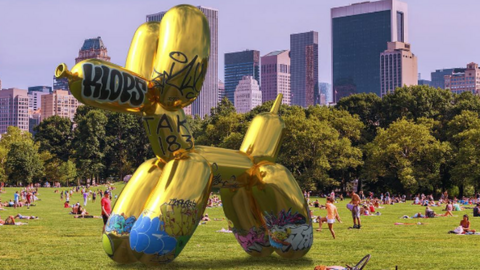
[113,256,314,269]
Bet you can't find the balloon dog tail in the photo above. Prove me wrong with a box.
[239,94,285,163]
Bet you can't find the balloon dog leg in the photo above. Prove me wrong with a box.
[129,153,213,265]
[220,187,274,257]
[103,158,164,264]
[251,163,313,259]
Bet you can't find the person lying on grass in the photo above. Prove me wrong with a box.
[14,214,38,220]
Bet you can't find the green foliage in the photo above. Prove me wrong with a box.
[3,84,480,195]
[34,115,73,162]
[73,110,108,182]
[58,160,77,185]
[364,119,449,193]
[5,140,44,184]
[103,112,151,180]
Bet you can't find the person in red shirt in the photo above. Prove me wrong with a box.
[26,192,32,209]
[101,191,111,230]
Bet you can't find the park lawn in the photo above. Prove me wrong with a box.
[1,184,479,270]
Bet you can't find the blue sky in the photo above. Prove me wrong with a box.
[0,0,479,89]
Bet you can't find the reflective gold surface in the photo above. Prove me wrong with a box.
[195,146,253,188]
[239,95,285,163]
[143,109,194,161]
[55,60,154,115]
[103,158,164,263]
[151,5,210,110]
[125,22,161,79]
[55,4,312,266]
[133,152,212,265]
[251,163,313,259]
[220,188,274,257]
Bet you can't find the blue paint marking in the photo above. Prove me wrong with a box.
[129,214,177,255]
[106,214,136,235]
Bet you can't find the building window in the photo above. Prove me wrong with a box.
[397,11,404,42]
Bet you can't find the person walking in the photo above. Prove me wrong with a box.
[101,191,111,231]
[317,197,342,239]
[349,191,362,229]
[83,191,88,206]
[26,191,32,209]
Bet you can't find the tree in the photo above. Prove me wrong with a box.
[196,98,247,148]
[34,116,73,162]
[336,93,382,142]
[73,110,108,184]
[0,127,34,184]
[363,119,449,194]
[379,85,453,133]
[5,140,44,185]
[39,151,62,183]
[447,111,480,196]
[103,112,151,181]
[58,160,77,186]
[276,105,363,191]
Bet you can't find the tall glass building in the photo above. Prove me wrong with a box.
[332,0,408,102]
[290,31,318,107]
[147,6,218,118]
[224,50,260,105]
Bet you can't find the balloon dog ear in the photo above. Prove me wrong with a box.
[150,5,210,110]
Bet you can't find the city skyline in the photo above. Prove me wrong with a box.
[0,0,479,91]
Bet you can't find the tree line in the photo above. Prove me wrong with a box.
[1,85,480,197]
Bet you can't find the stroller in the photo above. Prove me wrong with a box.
[314,254,371,270]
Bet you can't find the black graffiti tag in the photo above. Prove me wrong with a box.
[167,199,197,209]
[82,63,147,107]
[151,51,207,99]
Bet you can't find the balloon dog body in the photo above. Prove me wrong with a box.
[56,5,312,266]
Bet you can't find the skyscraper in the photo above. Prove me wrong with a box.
[147,6,218,118]
[234,76,262,113]
[75,36,111,64]
[0,88,29,133]
[290,31,318,107]
[224,50,260,105]
[380,42,418,96]
[332,0,408,102]
[261,50,291,105]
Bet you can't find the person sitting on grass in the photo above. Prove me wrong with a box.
[71,203,80,214]
[73,206,99,219]
[453,202,464,211]
[461,214,476,233]
[473,203,480,217]
[443,201,454,217]
[201,213,211,222]
[425,206,438,218]
[1,215,16,225]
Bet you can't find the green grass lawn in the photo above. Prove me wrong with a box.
[1,184,479,270]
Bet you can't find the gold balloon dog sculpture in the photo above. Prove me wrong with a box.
[56,5,312,266]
